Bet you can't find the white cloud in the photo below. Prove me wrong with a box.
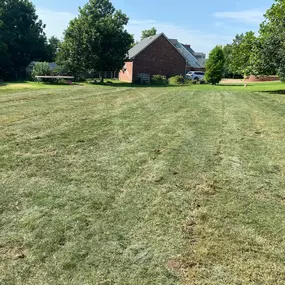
[127,19,232,55]
[37,8,76,39]
[213,9,265,24]
[36,7,231,54]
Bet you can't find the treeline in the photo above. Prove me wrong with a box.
[0,0,134,82]
[222,0,285,80]
[0,0,61,80]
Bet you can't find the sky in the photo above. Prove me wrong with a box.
[32,0,274,55]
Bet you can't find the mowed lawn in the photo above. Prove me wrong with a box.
[1,83,285,284]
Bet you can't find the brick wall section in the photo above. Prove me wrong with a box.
[132,35,186,80]
[119,62,133,82]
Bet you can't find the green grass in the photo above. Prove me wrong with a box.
[0,81,71,90]
[1,82,285,284]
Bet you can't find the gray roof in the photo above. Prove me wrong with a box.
[128,33,163,59]
[27,61,58,70]
[183,44,196,55]
[169,39,203,68]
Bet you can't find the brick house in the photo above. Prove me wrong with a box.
[119,33,186,83]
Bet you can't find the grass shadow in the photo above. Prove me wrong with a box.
[260,90,285,95]
[91,82,198,88]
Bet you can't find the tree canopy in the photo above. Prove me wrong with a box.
[57,0,133,83]
[258,0,285,80]
[141,27,157,40]
[47,36,61,62]
[0,0,49,79]
[230,32,257,77]
[222,0,285,81]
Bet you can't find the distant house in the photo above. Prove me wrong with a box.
[183,44,206,67]
[119,33,186,83]
[26,62,58,77]
[169,40,205,72]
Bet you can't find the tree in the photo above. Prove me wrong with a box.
[205,46,225,85]
[258,0,285,80]
[56,17,86,79]
[58,0,133,83]
[141,27,157,40]
[230,32,257,77]
[47,36,61,62]
[0,0,48,80]
[223,44,234,78]
[31,62,52,78]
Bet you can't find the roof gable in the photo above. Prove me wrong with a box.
[128,33,163,59]
[127,33,186,63]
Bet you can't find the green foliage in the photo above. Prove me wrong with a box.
[141,27,157,40]
[151,75,168,85]
[258,0,285,80]
[47,36,61,62]
[0,0,49,80]
[205,46,225,85]
[31,62,53,82]
[222,44,243,78]
[58,0,133,83]
[32,62,52,78]
[230,32,257,77]
[168,75,185,85]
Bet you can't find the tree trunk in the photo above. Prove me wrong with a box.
[100,71,104,84]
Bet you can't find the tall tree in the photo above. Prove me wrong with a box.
[141,27,157,40]
[258,0,285,80]
[58,0,133,83]
[230,32,257,77]
[47,36,61,62]
[205,45,225,85]
[223,44,235,78]
[56,18,86,78]
[0,0,48,79]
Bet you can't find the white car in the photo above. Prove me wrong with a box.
[185,71,205,81]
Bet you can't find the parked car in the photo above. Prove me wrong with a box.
[185,71,205,81]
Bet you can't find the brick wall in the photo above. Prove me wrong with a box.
[133,35,186,80]
[119,62,133,82]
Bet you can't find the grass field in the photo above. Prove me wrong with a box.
[1,82,285,284]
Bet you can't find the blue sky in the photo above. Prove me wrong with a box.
[33,0,274,54]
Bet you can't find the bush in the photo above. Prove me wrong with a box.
[168,75,184,85]
[151,75,168,85]
[32,62,53,82]
[205,45,225,85]
[184,79,193,85]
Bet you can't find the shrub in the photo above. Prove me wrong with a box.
[168,75,184,85]
[205,45,225,85]
[184,79,193,85]
[31,62,55,83]
[32,62,52,80]
[151,75,168,85]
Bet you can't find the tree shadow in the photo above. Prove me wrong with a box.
[260,90,285,95]
[94,82,196,88]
